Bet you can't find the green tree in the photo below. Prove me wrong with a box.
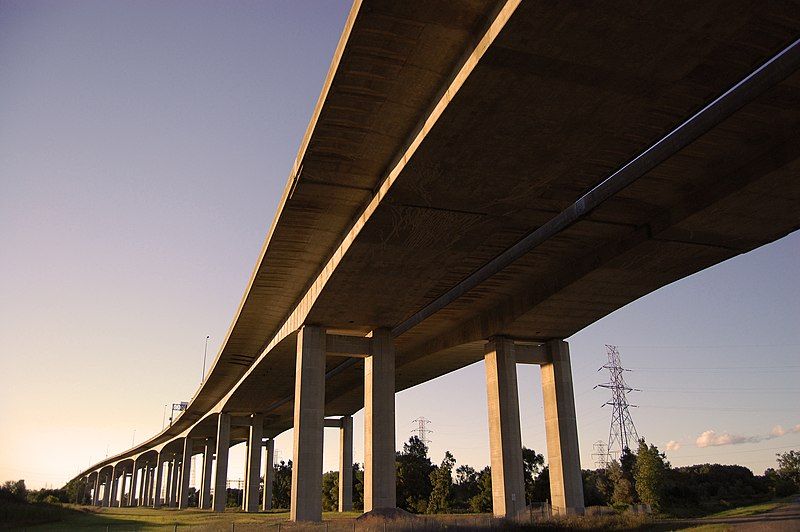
[0,480,27,502]
[322,471,338,511]
[272,460,292,509]
[633,439,669,511]
[776,450,800,488]
[427,451,456,513]
[468,467,493,513]
[607,460,635,507]
[353,462,365,510]
[396,436,434,513]
[522,447,545,505]
[453,465,480,510]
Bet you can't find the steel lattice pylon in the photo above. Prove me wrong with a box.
[596,345,639,460]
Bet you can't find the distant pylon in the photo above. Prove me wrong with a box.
[411,417,433,445]
[596,345,639,460]
[591,440,609,469]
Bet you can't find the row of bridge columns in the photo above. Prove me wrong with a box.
[86,451,191,509]
[84,327,584,520]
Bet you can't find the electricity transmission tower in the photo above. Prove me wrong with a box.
[591,440,609,469]
[596,345,639,460]
[411,417,433,445]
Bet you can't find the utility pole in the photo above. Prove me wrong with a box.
[596,345,639,460]
[411,417,432,445]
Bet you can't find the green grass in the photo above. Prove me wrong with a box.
[703,500,783,519]
[676,525,733,532]
[16,505,362,530]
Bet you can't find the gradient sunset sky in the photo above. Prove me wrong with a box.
[1,1,798,490]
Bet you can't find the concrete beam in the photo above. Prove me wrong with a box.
[514,343,549,365]
[541,340,584,515]
[339,414,353,512]
[324,417,345,428]
[262,438,275,511]
[290,325,326,522]
[484,337,526,519]
[244,414,264,512]
[178,438,193,509]
[213,413,231,512]
[364,328,396,512]
[326,334,371,357]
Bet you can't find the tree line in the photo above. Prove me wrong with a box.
[5,442,798,515]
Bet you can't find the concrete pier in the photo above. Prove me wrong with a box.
[364,328,396,512]
[541,340,584,515]
[244,414,263,512]
[169,459,179,507]
[213,413,231,512]
[200,437,214,509]
[178,439,193,509]
[339,414,353,512]
[290,325,326,522]
[484,337,525,519]
[262,438,275,511]
[153,455,164,508]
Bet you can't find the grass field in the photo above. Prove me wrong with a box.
[703,500,783,519]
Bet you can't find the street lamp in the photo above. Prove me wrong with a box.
[201,335,210,383]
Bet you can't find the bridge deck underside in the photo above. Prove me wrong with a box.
[217,0,800,439]
[77,1,800,465]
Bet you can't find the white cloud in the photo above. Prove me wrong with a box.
[666,440,681,451]
[695,422,800,448]
[695,430,758,448]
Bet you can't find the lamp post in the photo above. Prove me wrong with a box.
[201,335,210,383]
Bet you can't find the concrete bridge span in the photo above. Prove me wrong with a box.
[72,0,800,521]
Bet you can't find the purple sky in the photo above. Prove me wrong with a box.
[1,1,798,490]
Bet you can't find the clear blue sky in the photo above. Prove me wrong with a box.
[1,1,798,490]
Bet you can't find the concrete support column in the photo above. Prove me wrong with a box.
[101,471,111,507]
[142,463,152,507]
[200,438,215,509]
[364,328,396,512]
[213,413,231,512]
[290,325,326,522]
[541,340,584,515]
[149,465,156,506]
[117,470,126,507]
[92,473,100,506]
[128,465,138,506]
[138,465,146,506]
[262,438,275,511]
[153,455,164,508]
[244,414,264,512]
[178,439,194,509]
[164,461,173,507]
[339,415,353,512]
[108,466,118,507]
[169,459,180,508]
[485,337,525,518]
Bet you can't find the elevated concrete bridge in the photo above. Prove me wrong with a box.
[73,0,800,521]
